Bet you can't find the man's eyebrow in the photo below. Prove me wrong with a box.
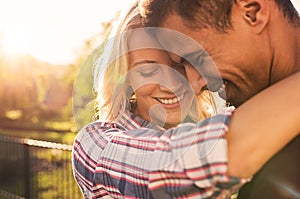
[133,60,158,67]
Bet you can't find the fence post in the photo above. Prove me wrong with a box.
[24,144,30,199]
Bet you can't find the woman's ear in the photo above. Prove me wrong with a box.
[235,0,270,33]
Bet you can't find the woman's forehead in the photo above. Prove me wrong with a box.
[128,28,162,51]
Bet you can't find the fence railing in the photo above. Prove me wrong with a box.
[0,134,83,199]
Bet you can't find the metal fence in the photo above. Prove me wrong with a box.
[0,134,83,199]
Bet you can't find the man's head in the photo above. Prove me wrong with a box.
[141,0,299,30]
[140,0,300,106]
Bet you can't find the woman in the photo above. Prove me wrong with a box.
[72,2,300,198]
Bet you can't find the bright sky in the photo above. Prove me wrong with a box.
[0,0,299,65]
[0,0,136,64]
[292,0,300,11]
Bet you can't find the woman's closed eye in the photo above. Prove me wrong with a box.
[137,68,160,77]
[134,63,161,78]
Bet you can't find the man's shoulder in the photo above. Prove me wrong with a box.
[238,135,300,199]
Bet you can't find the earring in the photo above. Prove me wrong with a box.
[129,94,137,112]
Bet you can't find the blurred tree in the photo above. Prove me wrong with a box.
[72,20,112,131]
[0,19,113,132]
[0,55,38,119]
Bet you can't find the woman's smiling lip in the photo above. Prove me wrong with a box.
[154,93,185,108]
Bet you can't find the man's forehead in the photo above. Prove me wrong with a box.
[127,27,208,66]
[150,28,207,64]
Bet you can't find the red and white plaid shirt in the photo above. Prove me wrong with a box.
[72,110,248,199]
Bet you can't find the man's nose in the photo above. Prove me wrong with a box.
[159,67,183,92]
[185,64,207,95]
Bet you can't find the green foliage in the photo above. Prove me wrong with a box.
[33,166,82,199]
[72,46,103,131]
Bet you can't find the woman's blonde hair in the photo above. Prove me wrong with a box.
[93,2,141,122]
[93,1,216,123]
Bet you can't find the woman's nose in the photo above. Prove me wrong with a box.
[184,64,207,95]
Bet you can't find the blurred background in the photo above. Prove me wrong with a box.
[0,0,299,198]
[0,0,134,198]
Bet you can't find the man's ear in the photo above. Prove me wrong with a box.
[235,0,270,33]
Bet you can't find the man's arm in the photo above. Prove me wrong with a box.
[227,72,300,178]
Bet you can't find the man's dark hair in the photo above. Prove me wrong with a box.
[275,0,300,24]
[141,0,300,31]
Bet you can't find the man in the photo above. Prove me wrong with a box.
[140,0,300,198]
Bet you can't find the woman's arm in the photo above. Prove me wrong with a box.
[72,115,234,198]
[227,72,300,178]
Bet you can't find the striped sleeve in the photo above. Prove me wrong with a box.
[72,122,117,198]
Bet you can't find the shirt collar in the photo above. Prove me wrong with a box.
[117,110,165,132]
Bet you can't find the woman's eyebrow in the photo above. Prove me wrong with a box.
[133,60,158,67]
